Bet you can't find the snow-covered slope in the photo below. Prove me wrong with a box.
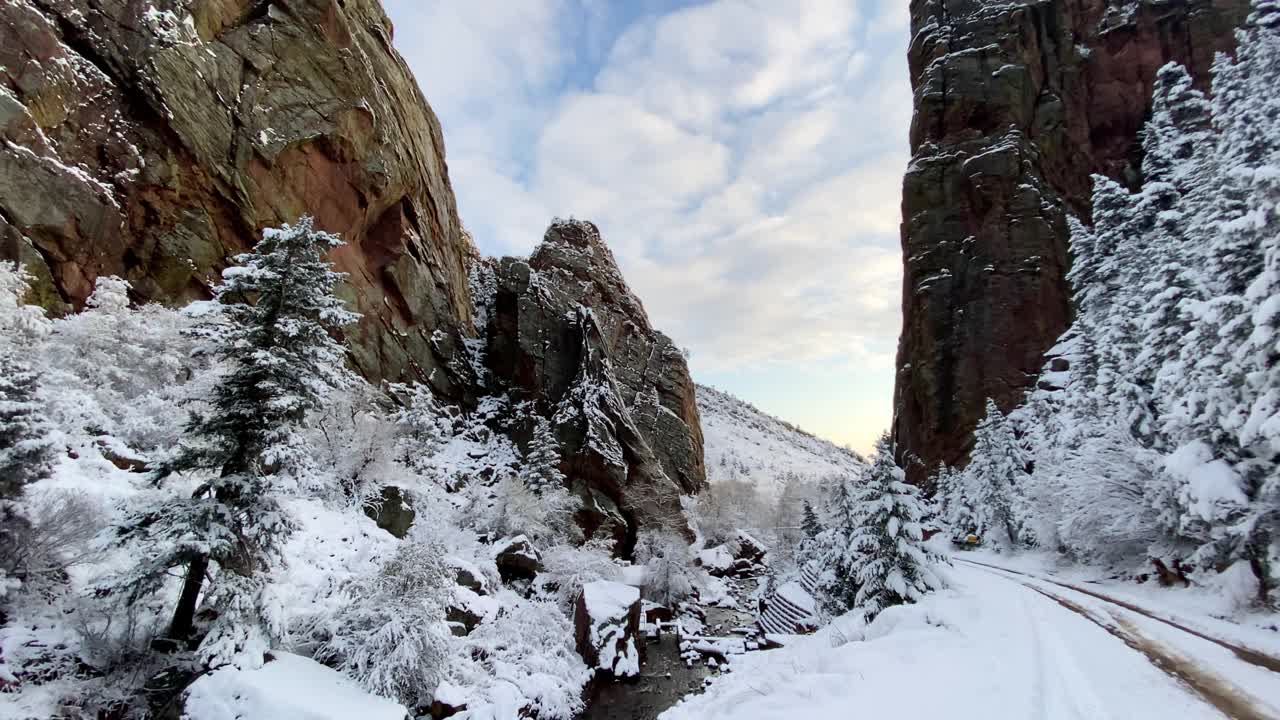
[696,385,864,496]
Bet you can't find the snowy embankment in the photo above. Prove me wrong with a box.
[662,560,1280,720]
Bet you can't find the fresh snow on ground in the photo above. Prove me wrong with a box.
[663,562,1268,720]
[183,652,408,720]
[960,549,1280,659]
[697,385,863,496]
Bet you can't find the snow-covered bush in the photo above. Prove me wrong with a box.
[39,276,197,462]
[489,474,580,547]
[308,384,403,506]
[537,537,621,612]
[693,477,765,545]
[633,529,696,607]
[445,590,591,720]
[316,528,452,711]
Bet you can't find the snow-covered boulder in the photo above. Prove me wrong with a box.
[695,545,735,577]
[495,535,542,582]
[449,556,491,595]
[728,530,767,565]
[574,580,642,679]
[183,652,408,720]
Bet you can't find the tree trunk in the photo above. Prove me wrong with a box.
[169,553,209,641]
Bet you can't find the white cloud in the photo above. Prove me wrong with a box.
[385,0,911,449]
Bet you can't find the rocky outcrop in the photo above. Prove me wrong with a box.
[574,580,642,680]
[0,0,476,392]
[894,0,1250,485]
[0,2,708,537]
[479,219,706,545]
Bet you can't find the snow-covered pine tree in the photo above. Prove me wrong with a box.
[930,464,975,542]
[110,216,359,667]
[841,434,946,621]
[522,416,566,493]
[1208,0,1280,604]
[0,352,58,586]
[0,353,55,503]
[0,263,54,593]
[801,500,822,540]
[1136,63,1215,453]
[811,465,863,614]
[963,400,1026,547]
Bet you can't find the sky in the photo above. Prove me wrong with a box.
[382,0,912,454]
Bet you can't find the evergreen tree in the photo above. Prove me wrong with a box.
[0,352,57,586]
[110,216,359,667]
[830,434,946,621]
[1135,64,1214,451]
[812,466,863,614]
[0,352,56,501]
[801,500,822,540]
[963,401,1026,547]
[521,417,565,493]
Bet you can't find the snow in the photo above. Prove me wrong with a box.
[697,385,863,498]
[582,581,641,678]
[583,580,639,621]
[775,581,816,615]
[1164,440,1248,521]
[183,651,408,720]
[695,545,734,574]
[663,564,1241,720]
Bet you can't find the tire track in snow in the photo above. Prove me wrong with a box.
[959,559,1280,675]
[1020,591,1051,719]
[966,561,1279,720]
[1022,589,1114,720]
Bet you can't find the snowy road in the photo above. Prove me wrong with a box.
[957,563,1280,720]
[663,562,1280,720]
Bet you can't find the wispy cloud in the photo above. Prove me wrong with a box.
[383,0,910,452]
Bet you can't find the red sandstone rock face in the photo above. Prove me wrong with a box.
[894,0,1249,485]
[0,0,476,394]
[0,2,709,532]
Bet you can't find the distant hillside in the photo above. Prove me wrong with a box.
[696,385,864,496]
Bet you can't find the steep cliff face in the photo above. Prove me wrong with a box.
[0,0,475,394]
[894,0,1250,485]
[0,1,707,536]
[477,220,706,544]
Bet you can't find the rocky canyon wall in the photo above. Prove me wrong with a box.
[0,0,705,538]
[894,0,1250,485]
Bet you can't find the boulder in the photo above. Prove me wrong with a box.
[574,581,642,680]
[695,545,735,578]
[728,531,767,565]
[494,535,542,583]
[449,558,490,595]
[363,486,415,539]
[894,0,1251,485]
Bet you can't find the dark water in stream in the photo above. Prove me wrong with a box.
[578,602,759,720]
